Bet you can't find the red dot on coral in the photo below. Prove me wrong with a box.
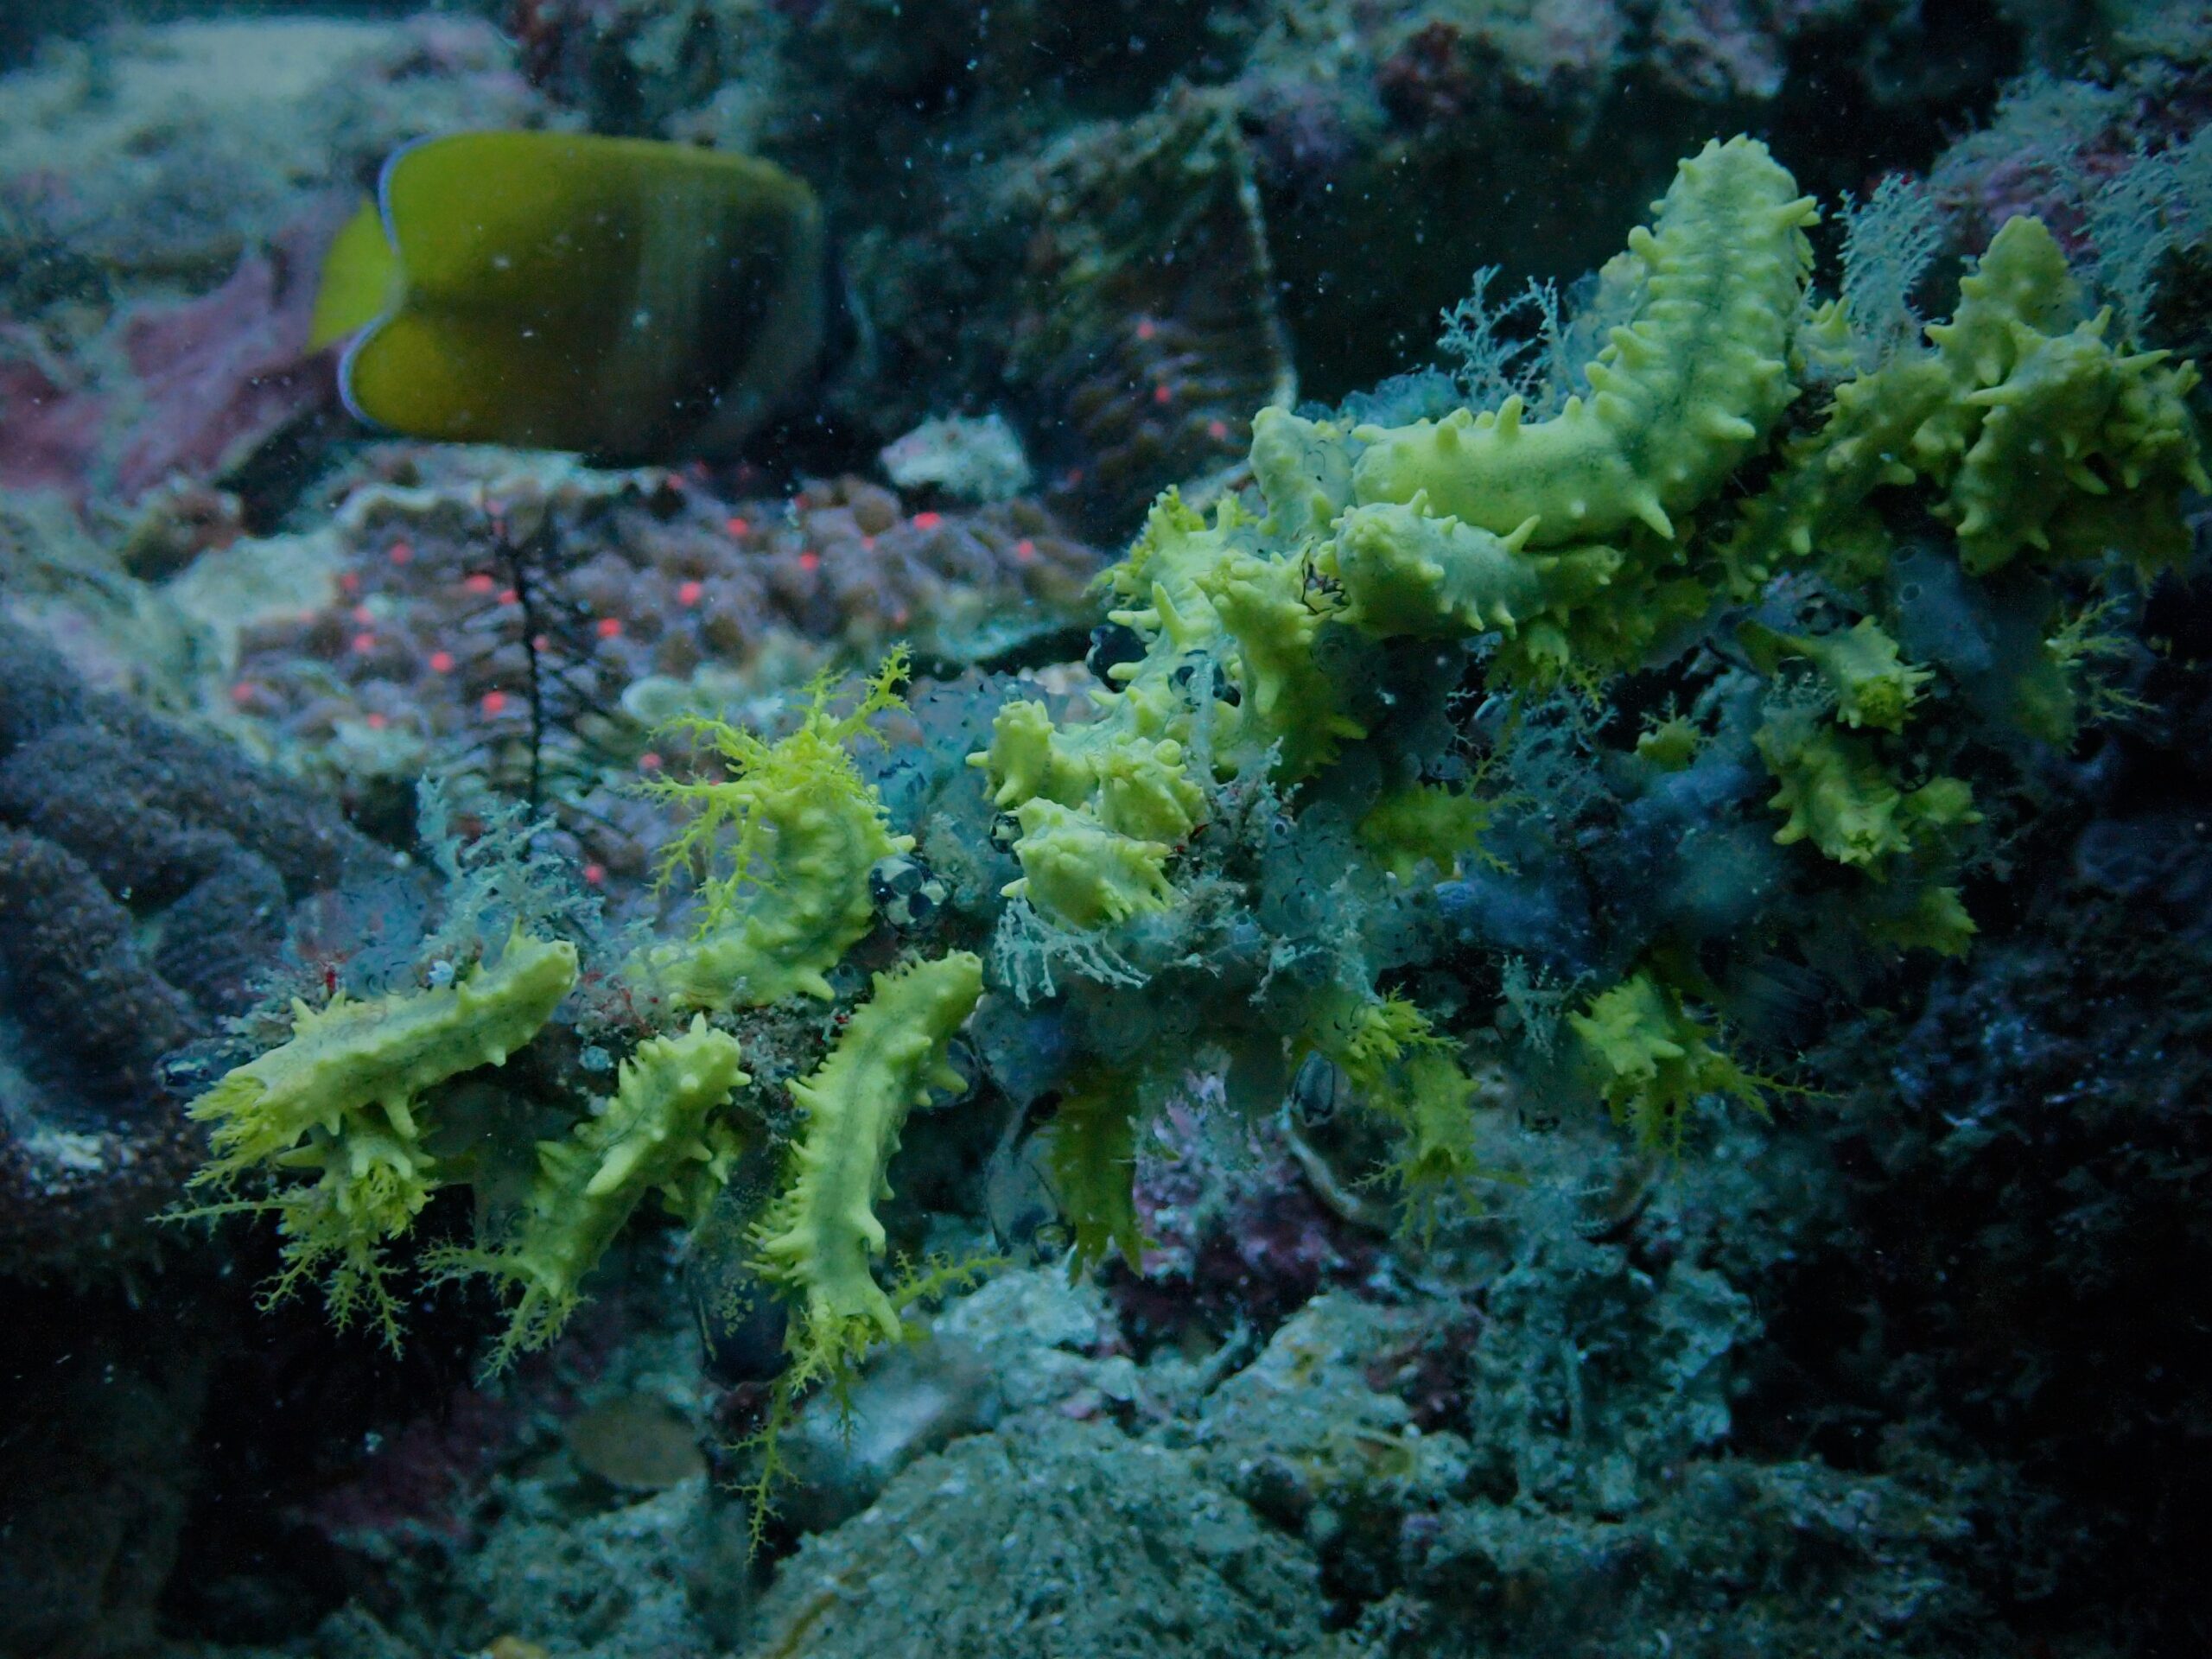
[677,580,704,607]
[352,604,374,624]
[1207,418,1230,441]
[499,588,519,606]
[351,632,377,653]
[595,616,622,639]
[1153,382,1173,406]
[861,534,876,551]
[462,572,496,595]
[481,690,509,716]
[365,711,389,730]
[387,541,413,566]
[724,516,750,537]
[639,752,663,772]
[914,512,945,531]
[429,650,455,674]
[798,550,821,573]
[339,572,361,595]
[1136,317,1158,341]
[229,681,255,704]
[533,633,550,652]
[582,862,607,887]
[1015,537,1037,563]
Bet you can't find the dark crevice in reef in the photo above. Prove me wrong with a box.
[1769,563,2212,1656]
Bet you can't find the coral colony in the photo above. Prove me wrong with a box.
[16,0,2212,1646]
[175,137,2203,1527]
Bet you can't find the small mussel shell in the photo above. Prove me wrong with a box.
[564,1395,707,1491]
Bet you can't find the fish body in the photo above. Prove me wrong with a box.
[311,130,827,459]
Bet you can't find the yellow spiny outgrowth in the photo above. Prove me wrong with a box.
[1313,992,1485,1188]
[1637,714,1703,770]
[1199,548,1366,779]
[181,931,579,1347]
[976,486,1394,930]
[1320,490,1693,683]
[1866,883,1977,958]
[451,1016,752,1369]
[1042,1066,1147,1275]
[1741,617,1931,733]
[1006,798,1177,929]
[1753,709,1978,871]
[1100,486,1229,620]
[1356,782,1496,881]
[642,652,914,1009]
[1718,356,1951,593]
[1094,736,1206,844]
[1726,215,2206,593]
[1281,138,1821,686]
[1570,971,1770,1155]
[972,493,1249,930]
[752,951,985,1385]
[976,697,1096,811]
[1351,137,1817,547]
[1920,219,2205,573]
[1796,618,1932,732]
[1323,498,1552,639]
[1249,404,1354,543]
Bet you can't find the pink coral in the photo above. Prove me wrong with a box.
[0,207,340,506]
[111,212,340,499]
[0,329,105,495]
[226,459,1099,886]
[1109,1099,1383,1351]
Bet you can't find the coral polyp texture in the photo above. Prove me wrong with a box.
[196,454,1100,885]
[0,616,385,1277]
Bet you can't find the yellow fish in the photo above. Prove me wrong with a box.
[310,130,827,460]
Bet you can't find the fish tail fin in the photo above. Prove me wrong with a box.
[308,197,398,351]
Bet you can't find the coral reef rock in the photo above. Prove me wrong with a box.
[0,614,385,1275]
